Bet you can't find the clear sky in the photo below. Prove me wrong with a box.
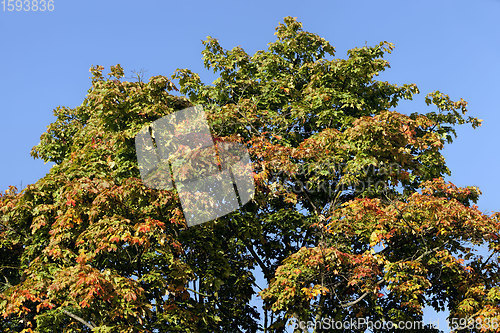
[1,0,499,330]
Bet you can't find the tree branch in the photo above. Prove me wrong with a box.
[340,279,384,308]
[62,309,96,330]
[246,242,272,280]
[186,287,212,298]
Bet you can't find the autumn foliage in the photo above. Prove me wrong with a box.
[1,17,499,332]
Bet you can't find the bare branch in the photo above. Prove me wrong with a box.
[340,279,384,308]
[62,309,96,330]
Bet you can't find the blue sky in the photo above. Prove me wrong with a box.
[1,0,499,330]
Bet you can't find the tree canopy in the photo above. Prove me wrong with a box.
[1,17,499,332]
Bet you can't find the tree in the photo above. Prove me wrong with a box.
[1,17,498,332]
